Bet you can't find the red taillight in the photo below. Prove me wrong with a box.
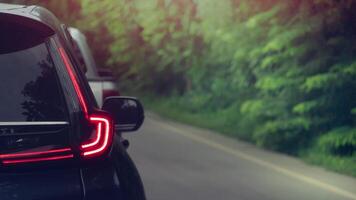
[0,148,73,165]
[59,47,113,159]
[59,47,88,117]
[2,155,74,165]
[0,148,71,159]
[81,116,113,158]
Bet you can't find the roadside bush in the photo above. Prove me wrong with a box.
[317,127,356,157]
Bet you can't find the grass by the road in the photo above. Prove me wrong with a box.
[141,96,356,178]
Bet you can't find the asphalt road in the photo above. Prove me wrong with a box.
[126,113,356,200]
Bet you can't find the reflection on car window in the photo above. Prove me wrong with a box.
[0,43,68,121]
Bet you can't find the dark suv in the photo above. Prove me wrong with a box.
[0,4,145,200]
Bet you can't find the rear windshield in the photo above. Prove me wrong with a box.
[0,42,68,122]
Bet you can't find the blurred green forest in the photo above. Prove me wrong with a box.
[3,0,356,176]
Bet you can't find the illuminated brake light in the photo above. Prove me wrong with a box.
[3,155,74,165]
[59,47,88,117]
[0,148,71,159]
[81,116,113,157]
[58,47,113,158]
[81,122,102,149]
[0,148,73,165]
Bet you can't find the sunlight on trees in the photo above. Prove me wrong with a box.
[3,0,356,176]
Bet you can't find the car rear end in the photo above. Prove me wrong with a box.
[0,5,123,200]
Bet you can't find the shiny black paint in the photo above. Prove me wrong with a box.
[112,137,146,200]
[80,161,123,200]
[0,168,82,200]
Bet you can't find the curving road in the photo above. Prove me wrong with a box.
[126,113,356,200]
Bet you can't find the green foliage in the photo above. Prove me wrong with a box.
[3,0,81,24]
[76,0,356,175]
[10,0,354,175]
[317,127,356,156]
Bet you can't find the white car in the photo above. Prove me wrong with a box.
[68,27,120,107]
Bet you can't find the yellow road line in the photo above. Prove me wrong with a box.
[154,120,356,200]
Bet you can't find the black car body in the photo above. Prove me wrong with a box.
[0,4,145,200]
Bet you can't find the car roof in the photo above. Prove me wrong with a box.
[0,3,62,34]
[0,3,27,10]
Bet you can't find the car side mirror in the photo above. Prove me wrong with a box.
[102,96,144,132]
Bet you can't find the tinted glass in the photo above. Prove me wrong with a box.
[0,43,68,121]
